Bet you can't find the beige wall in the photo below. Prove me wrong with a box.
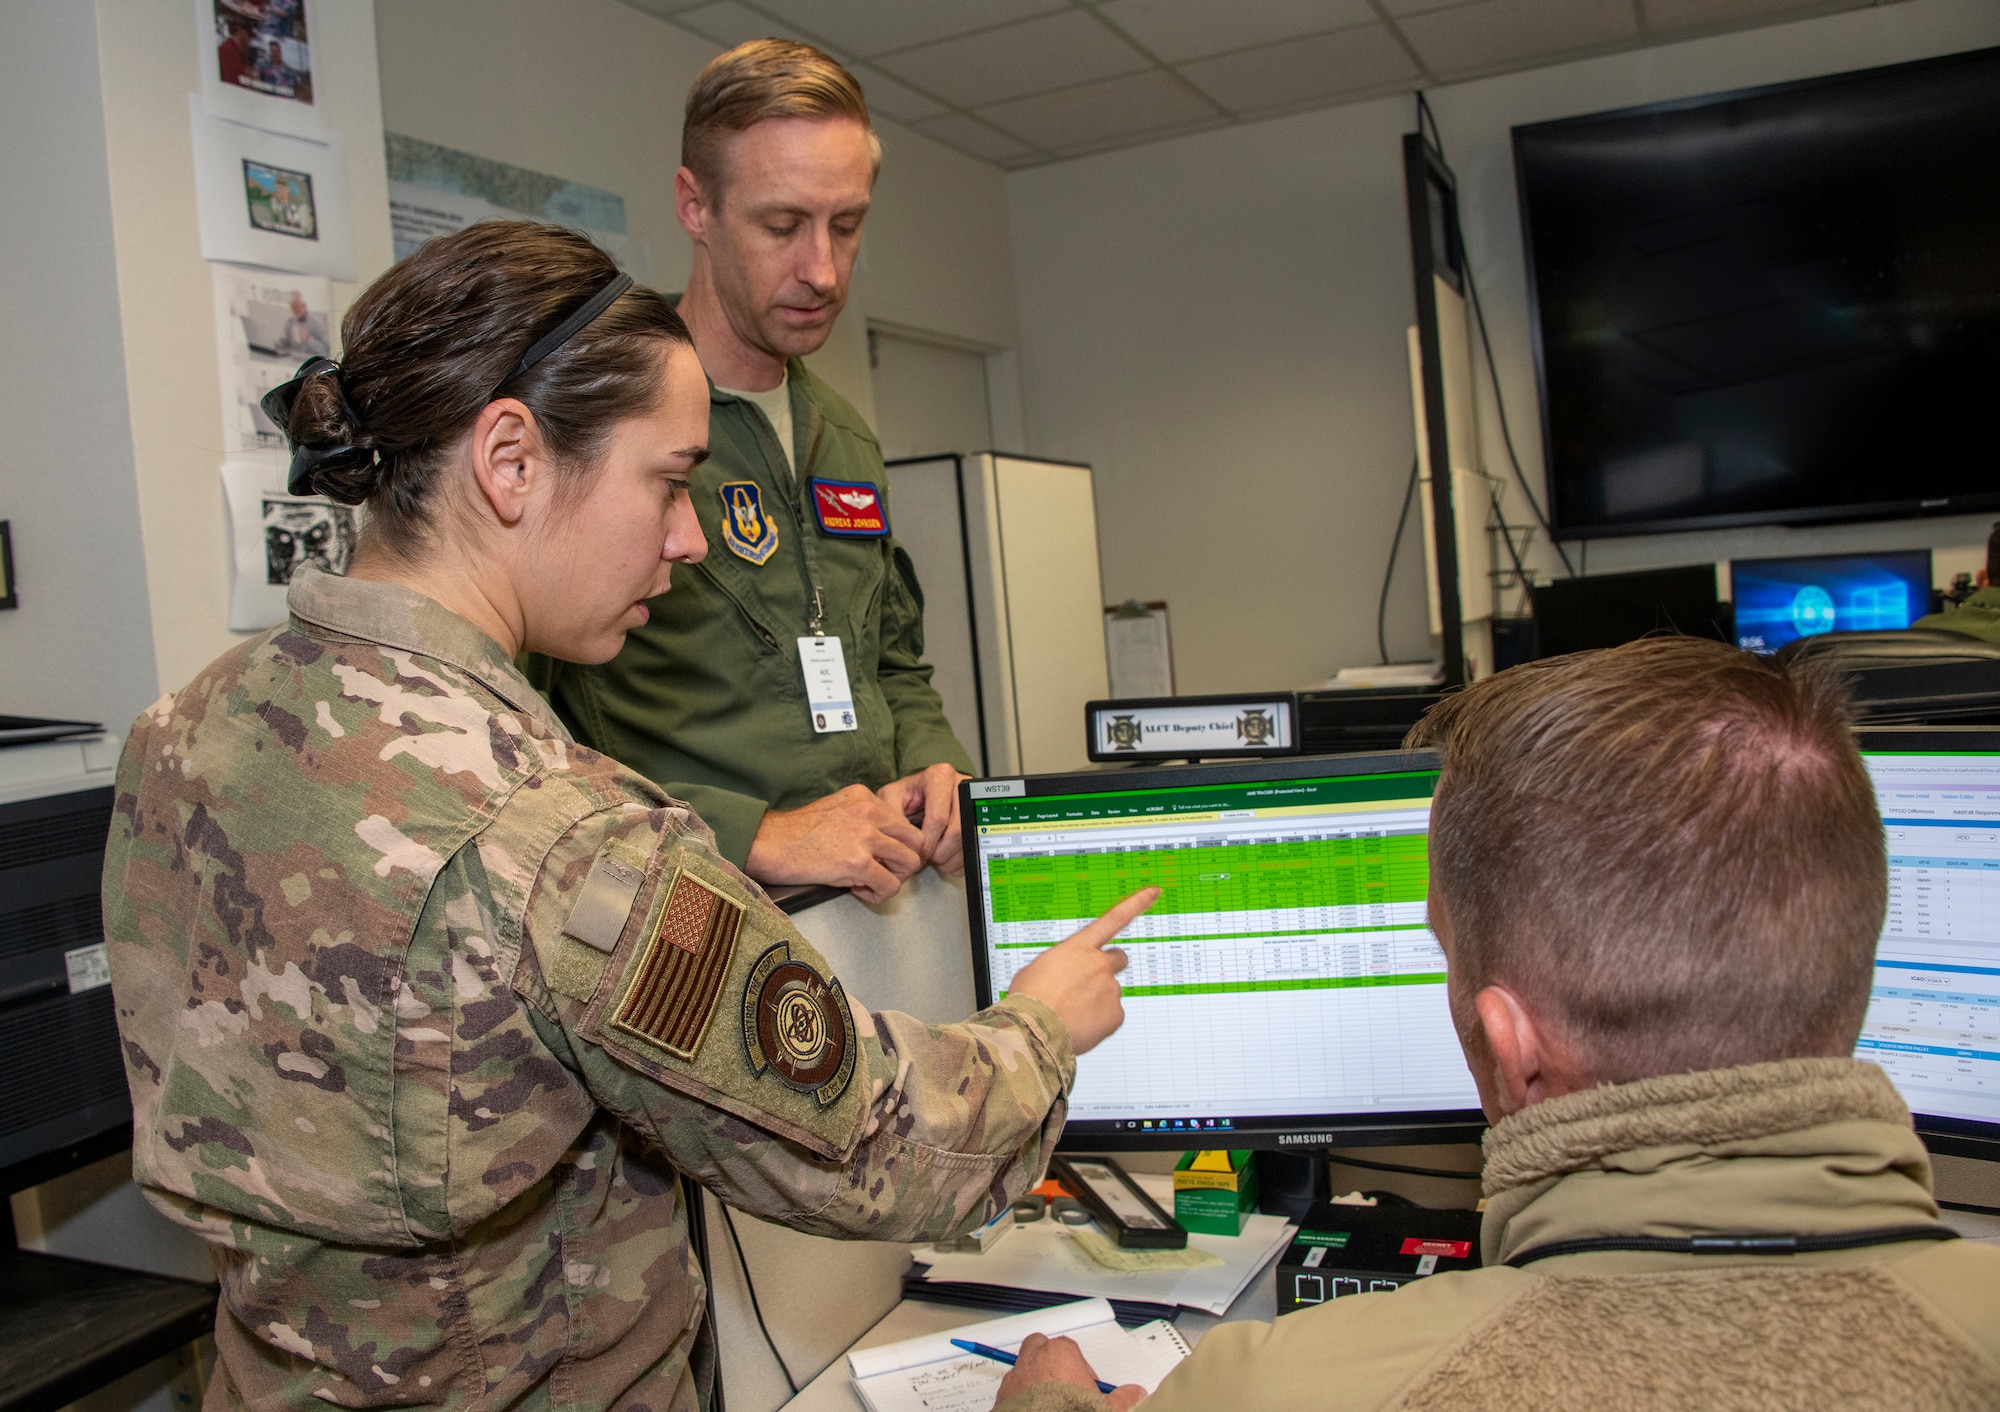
[373,0,1020,429]
[95,0,396,697]
[0,0,158,731]
[1007,0,2000,692]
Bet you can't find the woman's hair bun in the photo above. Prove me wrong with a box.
[285,364,383,504]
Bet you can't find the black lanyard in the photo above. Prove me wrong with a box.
[1506,1223,1958,1268]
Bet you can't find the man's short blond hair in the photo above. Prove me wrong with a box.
[1406,636,1886,1083]
[682,39,880,196]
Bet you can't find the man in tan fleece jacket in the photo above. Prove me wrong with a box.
[994,637,2000,1412]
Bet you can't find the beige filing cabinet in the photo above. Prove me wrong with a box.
[885,453,1112,777]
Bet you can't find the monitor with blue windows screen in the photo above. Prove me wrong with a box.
[1731,550,1932,653]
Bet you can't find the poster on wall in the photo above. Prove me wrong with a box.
[385,132,650,281]
[211,266,333,455]
[196,0,327,141]
[222,458,356,631]
[190,95,354,279]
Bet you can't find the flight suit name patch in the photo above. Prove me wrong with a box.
[809,479,888,537]
[719,481,779,564]
[607,869,741,1058]
[741,942,855,1107]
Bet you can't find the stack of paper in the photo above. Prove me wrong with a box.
[919,1212,1297,1316]
[848,1299,1189,1412]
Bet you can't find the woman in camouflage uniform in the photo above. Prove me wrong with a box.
[103,222,1150,1411]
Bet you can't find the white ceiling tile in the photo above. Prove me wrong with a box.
[617,0,687,19]
[668,1,836,51]
[751,0,1066,57]
[1178,24,1419,113]
[911,112,1040,162]
[846,62,952,123]
[1094,0,1379,63]
[1398,0,1639,77]
[1640,0,1868,33]
[974,68,1217,150]
[1378,0,1484,16]
[876,11,1153,108]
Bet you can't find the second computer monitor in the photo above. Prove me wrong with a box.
[1731,549,1933,653]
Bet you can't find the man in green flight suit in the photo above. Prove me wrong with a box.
[534,40,973,904]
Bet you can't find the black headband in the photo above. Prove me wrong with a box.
[497,271,633,394]
[261,271,636,498]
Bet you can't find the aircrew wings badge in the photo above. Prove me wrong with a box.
[808,479,889,537]
[741,941,856,1108]
[719,481,779,564]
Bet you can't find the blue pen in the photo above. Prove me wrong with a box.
[950,1338,1118,1395]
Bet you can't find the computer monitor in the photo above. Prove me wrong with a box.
[1856,727,2000,1161]
[1732,550,1933,653]
[961,752,1484,1151]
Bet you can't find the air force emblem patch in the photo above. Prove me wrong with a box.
[742,941,855,1108]
[719,481,779,564]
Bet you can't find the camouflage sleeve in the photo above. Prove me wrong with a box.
[511,801,1074,1241]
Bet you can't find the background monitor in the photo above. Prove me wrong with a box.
[1514,46,2000,539]
[1531,563,1730,658]
[961,753,1484,1151]
[1732,550,1934,653]
[1855,727,2000,1161]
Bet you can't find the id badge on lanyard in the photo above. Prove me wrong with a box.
[799,636,859,733]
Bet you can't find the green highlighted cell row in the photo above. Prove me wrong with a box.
[987,833,1429,924]
[1121,973,1446,998]
[993,922,1431,949]
[999,972,1448,1001]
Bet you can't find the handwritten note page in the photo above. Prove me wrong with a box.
[849,1300,1190,1412]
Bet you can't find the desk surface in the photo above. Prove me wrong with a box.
[781,1236,1283,1412]
[782,1204,2000,1412]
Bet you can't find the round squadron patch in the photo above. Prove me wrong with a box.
[741,942,855,1106]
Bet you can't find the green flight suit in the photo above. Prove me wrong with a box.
[1911,585,2000,644]
[531,360,974,866]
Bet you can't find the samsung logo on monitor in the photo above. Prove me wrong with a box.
[1279,1133,1334,1146]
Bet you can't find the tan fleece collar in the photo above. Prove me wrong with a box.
[1482,1058,1911,1197]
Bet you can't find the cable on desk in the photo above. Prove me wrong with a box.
[719,1198,799,1396]
[1377,456,1420,665]
[1328,1152,1482,1182]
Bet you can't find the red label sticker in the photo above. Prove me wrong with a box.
[809,478,889,537]
[1400,1238,1472,1258]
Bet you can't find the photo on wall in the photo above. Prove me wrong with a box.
[262,497,355,584]
[212,0,311,103]
[211,266,332,455]
[223,458,352,631]
[196,0,327,140]
[242,159,318,240]
[190,95,353,278]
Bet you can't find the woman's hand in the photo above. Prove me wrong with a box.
[1006,889,1158,1054]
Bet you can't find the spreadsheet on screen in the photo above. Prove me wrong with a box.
[1858,750,2000,1128]
[970,770,1480,1129]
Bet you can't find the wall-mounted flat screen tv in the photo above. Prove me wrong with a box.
[1514,46,2000,540]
